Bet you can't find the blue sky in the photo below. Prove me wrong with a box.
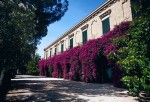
[37,0,105,58]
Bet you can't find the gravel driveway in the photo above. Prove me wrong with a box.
[6,75,138,102]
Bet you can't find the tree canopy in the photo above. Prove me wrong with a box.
[30,0,68,42]
[0,0,68,100]
[0,0,35,72]
[0,0,68,73]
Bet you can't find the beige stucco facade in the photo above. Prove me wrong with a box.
[44,0,133,59]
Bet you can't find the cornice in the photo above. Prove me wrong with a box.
[44,0,119,51]
[81,24,89,31]
[68,33,74,38]
[60,40,64,43]
[54,44,57,47]
[99,9,111,19]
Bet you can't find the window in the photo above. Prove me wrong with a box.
[82,30,87,44]
[102,17,110,34]
[61,43,64,53]
[70,38,73,48]
[50,50,51,57]
[54,48,57,55]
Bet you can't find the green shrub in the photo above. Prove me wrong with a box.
[109,0,150,96]
[26,54,41,75]
[110,16,150,96]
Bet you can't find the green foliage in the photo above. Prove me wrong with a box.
[0,0,68,100]
[30,0,68,38]
[26,54,41,75]
[0,0,36,73]
[131,0,150,18]
[108,0,150,97]
[49,67,54,77]
[0,1,36,100]
[0,0,68,74]
[110,16,150,96]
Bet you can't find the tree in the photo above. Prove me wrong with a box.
[0,0,36,100]
[30,0,68,41]
[0,0,68,101]
[26,54,41,75]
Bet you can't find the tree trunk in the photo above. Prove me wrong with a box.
[0,70,6,101]
[0,70,11,101]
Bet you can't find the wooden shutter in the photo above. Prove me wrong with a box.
[50,51,51,57]
[46,51,48,58]
[102,17,110,34]
[70,38,73,48]
[55,48,57,55]
[61,44,64,53]
[82,30,87,44]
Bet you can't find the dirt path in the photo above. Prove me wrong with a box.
[6,75,138,102]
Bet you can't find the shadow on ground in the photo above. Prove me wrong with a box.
[6,75,137,102]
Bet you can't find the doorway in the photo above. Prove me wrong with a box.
[94,55,112,83]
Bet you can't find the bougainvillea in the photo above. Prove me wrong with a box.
[79,21,130,84]
[79,38,102,82]
[69,46,81,81]
[60,50,71,79]
[39,21,130,87]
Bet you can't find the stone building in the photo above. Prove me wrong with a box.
[44,0,133,59]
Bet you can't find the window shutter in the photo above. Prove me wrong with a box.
[50,51,51,57]
[102,17,110,34]
[82,30,87,44]
[70,38,73,48]
[46,52,48,58]
[55,48,57,55]
[61,44,64,53]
